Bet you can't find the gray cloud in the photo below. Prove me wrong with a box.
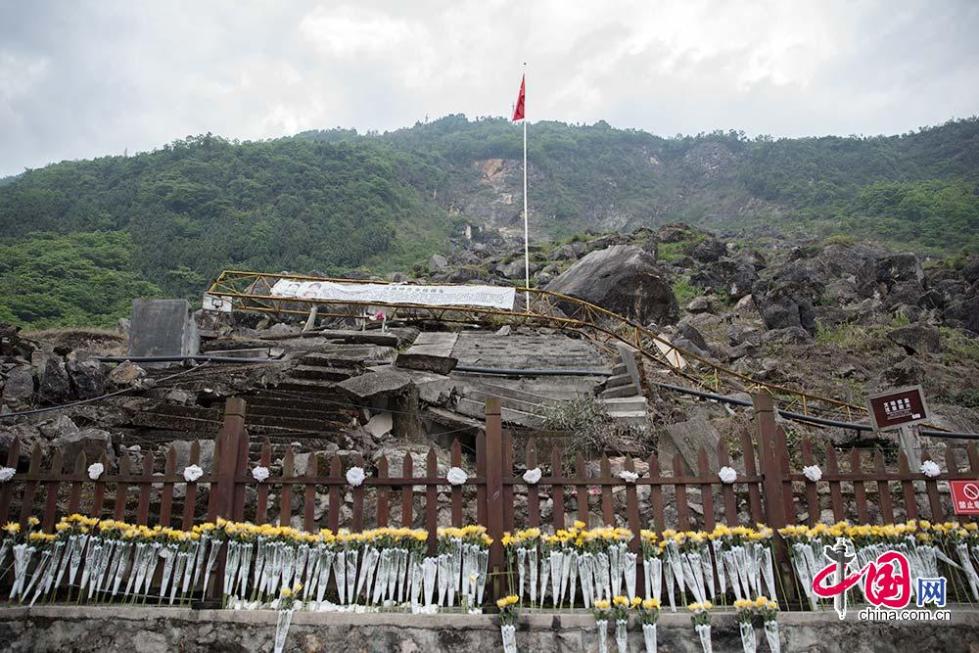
[1,0,977,176]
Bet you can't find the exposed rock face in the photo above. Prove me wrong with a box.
[545,245,679,325]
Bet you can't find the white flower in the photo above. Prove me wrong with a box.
[802,465,822,483]
[252,466,270,483]
[87,462,104,481]
[718,466,738,484]
[183,464,204,483]
[446,467,468,486]
[0,466,15,483]
[921,460,941,478]
[345,466,366,487]
[617,470,639,483]
[522,467,542,485]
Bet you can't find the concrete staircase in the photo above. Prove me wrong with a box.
[599,345,649,429]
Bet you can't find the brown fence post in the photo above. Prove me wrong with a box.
[484,398,505,601]
[211,397,247,521]
[752,389,797,604]
[208,397,247,602]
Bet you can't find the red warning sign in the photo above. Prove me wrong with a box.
[950,480,979,515]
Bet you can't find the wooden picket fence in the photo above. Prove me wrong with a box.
[1,391,976,602]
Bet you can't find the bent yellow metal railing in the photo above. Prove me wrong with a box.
[205,270,867,420]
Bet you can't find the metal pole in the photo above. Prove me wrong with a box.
[899,424,923,472]
[522,63,530,312]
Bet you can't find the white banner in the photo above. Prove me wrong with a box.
[269,280,516,310]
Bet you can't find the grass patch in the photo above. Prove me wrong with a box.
[940,327,979,364]
[673,276,702,306]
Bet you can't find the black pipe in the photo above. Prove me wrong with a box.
[456,364,979,440]
[97,355,281,364]
[647,379,979,440]
[454,364,612,377]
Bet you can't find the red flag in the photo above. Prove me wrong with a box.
[512,75,525,122]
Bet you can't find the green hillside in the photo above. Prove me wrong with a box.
[0,116,977,328]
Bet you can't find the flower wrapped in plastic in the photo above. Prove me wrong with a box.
[639,597,660,653]
[497,594,519,653]
[757,597,780,653]
[275,583,302,653]
[593,598,611,653]
[734,599,757,653]
[688,601,713,653]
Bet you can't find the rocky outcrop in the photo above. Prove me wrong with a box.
[887,323,941,355]
[545,245,678,325]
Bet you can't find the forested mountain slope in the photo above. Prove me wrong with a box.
[1,116,977,328]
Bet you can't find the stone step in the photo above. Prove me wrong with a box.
[600,396,648,413]
[454,396,544,427]
[145,402,342,433]
[456,378,564,407]
[299,345,397,368]
[611,364,629,377]
[274,378,342,394]
[605,373,634,389]
[599,384,640,399]
[463,386,551,417]
[606,411,649,428]
[289,365,353,382]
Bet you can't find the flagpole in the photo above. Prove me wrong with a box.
[522,63,530,311]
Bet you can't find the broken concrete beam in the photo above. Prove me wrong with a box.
[128,299,199,358]
[336,369,414,401]
[299,345,398,368]
[397,332,459,374]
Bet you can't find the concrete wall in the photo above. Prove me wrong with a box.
[1,606,977,653]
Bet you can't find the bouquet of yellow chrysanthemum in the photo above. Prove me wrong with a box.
[496,594,519,653]
[688,601,713,653]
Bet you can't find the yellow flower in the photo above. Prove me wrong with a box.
[613,595,629,607]
[754,596,769,608]
[280,588,292,599]
[630,596,642,608]
[641,598,660,610]
[594,599,610,610]
[496,594,519,609]
[3,522,22,535]
[27,516,40,527]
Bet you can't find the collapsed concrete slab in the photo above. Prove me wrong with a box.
[396,332,459,374]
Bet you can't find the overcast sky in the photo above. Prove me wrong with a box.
[1,0,978,177]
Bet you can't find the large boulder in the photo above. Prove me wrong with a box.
[545,245,679,325]
[878,253,924,286]
[1,365,34,411]
[52,427,114,465]
[690,257,758,299]
[753,282,818,334]
[67,357,106,400]
[887,323,940,355]
[36,355,71,405]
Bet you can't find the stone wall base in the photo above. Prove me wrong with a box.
[1,606,977,653]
